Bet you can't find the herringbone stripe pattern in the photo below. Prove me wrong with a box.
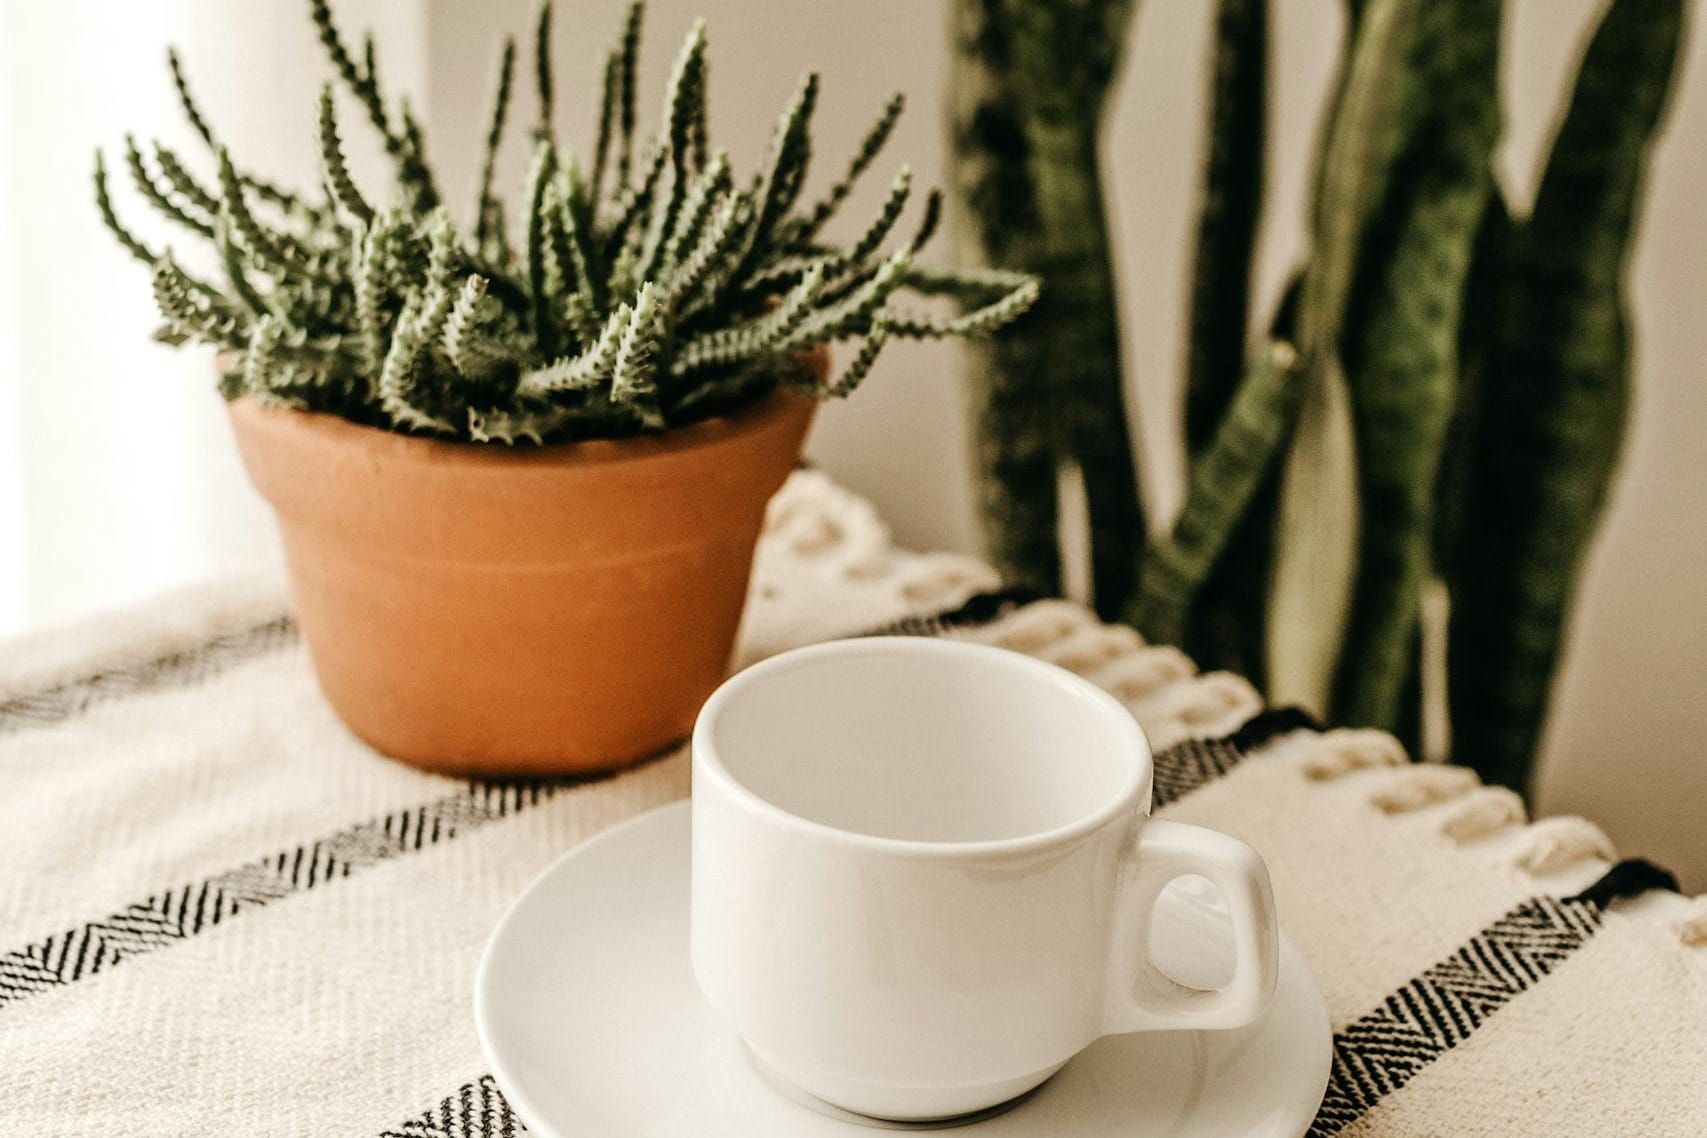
[0,781,564,1008]
[0,593,1043,1014]
[380,1075,528,1138]
[1153,707,1319,808]
[399,893,1612,1138]
[0,614,298,737]
[1153,734,1249,809]
[861,588,1040,638]
[1307,895,1605,1136]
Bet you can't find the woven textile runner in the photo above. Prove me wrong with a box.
[2,472,1702,1137]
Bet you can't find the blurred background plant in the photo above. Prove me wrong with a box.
[949,0,1687,795]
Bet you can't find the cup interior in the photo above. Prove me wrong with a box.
[700,639,1144,844]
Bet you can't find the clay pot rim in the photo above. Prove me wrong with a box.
[226,384,818,472]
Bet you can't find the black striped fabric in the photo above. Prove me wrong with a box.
[0,588,1032,741]
[398,861,1674,1138]
[2,587,1681,1137]
[1152,706,1320,808]
[380,1075,525,1138]
[0,781,569,1008]
[0,614,298,737]
[1306,860,1678,1136]
[0,590,1330,1027]
[0,665,1271,1010]
[859,587,1043,638]
[373,705,1342,1138]
[1307,895,1604,1136]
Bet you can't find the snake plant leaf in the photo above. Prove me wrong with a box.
[1132,342,1301,648]
[1448,0,1687,791]
[1267,0,1420,714]
[1307,0,1375,206]
[948,0,1143,616]
[1184,0,1266,457]
[1183,259,1302,681]
[1296,0,1417,357]
[1267,351,1360,717]
[1332,0,1501,732]
[1173,0,1272,680]
[1433,194,1513,579]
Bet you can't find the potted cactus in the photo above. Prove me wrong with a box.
[95,0,1036,774]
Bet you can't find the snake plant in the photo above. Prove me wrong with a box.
[951,0,1687,792]
[96,0,1038,444]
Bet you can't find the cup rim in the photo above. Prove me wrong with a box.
[692,637,1152,859]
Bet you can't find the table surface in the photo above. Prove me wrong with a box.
[2,471,1702,1138]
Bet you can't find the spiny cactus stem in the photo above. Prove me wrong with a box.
[97,0,1036,448]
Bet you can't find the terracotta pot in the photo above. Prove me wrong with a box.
[228,387,817,775]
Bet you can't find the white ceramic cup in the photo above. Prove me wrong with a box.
[690,637,1279,1122]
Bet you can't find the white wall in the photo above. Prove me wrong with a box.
[0,0,424,630]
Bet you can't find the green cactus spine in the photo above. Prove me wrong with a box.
[95,0,1038,446]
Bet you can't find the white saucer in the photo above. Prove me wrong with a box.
[475,802,1331,1138]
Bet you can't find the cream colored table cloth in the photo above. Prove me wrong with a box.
[3,471,1703,1137]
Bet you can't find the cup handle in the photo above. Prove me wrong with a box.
[1102,818,1280,1034]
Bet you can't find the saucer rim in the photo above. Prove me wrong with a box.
[472,803,682,1137]
[474,800,1332,1138]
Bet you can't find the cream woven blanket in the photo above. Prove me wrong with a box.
[2,471,1703,1136]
